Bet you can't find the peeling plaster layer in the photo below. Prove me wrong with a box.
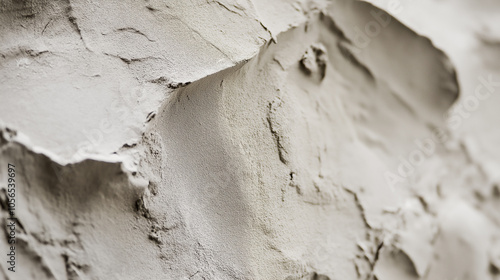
[1,0,500,280]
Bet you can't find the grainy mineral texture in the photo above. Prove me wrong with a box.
[1,0,500,279]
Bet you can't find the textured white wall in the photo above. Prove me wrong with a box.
[1,0,499,279]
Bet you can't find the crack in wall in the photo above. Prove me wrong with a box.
[266,100,288,165]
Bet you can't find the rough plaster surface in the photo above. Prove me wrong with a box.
[1,0,500,279]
